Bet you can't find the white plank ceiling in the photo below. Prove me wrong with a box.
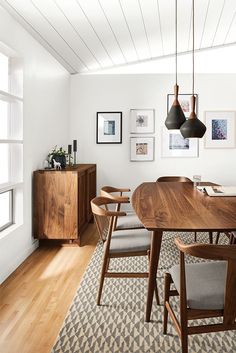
[0,0,236,74]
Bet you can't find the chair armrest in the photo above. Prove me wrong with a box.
[174,237,236,261]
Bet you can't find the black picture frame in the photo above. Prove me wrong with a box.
[167,94,198,118]
[96,112,122,144]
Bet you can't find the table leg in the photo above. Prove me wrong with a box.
[146,230,163,322]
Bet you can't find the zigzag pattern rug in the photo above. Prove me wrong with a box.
[51,232,236,353]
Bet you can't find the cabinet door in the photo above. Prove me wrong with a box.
[87,166,97,221]
[78,170,87,231]
[34,171,78,239]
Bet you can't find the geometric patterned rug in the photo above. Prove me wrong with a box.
[51,232,236,353]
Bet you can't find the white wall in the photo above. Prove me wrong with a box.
[70,73,236,199]
[0,5,70,283]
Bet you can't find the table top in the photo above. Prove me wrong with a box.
[132,182,236,232]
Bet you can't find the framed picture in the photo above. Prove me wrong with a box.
[167,94,198,118]
[96,112,122,144]
[130,137,154,161]
[162,127,198,157]
[130,109,155,134]
[205,111,235,148]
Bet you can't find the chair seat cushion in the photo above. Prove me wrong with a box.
[116,213,144,230]
[169,261,227,310]
[108,229,151,254]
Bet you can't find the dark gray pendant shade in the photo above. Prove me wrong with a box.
[165,85,186,129]
[180,96,206,138]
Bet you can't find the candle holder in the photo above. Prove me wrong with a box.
[68,144,72,166]
[73,140,77,166]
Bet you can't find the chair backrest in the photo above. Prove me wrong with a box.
[175,238,236,325]
[91,196,126,242]
[157,176,192,183]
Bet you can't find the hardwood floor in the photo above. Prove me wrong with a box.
[0,224,99,353]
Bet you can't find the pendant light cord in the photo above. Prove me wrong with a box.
[175,0,177,85]
[192,0,195,95]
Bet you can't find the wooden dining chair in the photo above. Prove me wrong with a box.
[156,176,192,183]
[163,238,236,353]
[215,231,236,245]
[100,186,144,231]
[91,196,159,306]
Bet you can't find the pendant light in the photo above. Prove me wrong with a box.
[165,0,186,130]
[180,0,206,138]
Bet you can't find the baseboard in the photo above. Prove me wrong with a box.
[0,240,39,284]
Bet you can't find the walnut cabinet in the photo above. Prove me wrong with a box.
[33,164,96,244]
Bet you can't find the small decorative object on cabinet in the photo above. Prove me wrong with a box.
[33,164,96,245]
[48,145,67,169]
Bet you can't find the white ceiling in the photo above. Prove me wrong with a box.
[1,0,236,74]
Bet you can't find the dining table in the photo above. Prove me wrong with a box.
[132,181,236,322]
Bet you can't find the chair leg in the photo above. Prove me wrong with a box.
[97,253,109,306]
[194,232,197,242]
[147,250,160,305]
[215,232,220,244]
[163,273,171,334]
[209,231,213,244]
[181,332,188,353]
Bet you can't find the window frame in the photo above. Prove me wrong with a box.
[0,189,13,232]
[0,46,23,234]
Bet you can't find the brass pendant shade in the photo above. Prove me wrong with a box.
[180,96,206,138]
[165,84,186,130]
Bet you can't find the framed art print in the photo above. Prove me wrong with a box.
[96,112,122,144]
[130,109,155,134]
[167,94,198,118]
[162,127,198,157]
[130,137,154,161]
[205,111,235,148]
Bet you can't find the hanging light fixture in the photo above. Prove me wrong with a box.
[180,0,206,138]
[165,0,186,130]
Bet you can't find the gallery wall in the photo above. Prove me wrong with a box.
[0,5,70,283]
[70,73,236,201]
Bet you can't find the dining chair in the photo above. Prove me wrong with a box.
[163,238,236,353]
[156,176,192,183]
[100,186,144,231]
[91,196,159,306]
[215,231,236,245]
[156,176,213,244]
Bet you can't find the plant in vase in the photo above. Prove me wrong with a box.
[48,146,67,169]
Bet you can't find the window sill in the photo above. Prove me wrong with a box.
[0,223,23,240]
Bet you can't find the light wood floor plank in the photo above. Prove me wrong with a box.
[0,223,99,353]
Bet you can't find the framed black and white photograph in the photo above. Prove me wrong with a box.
[96,112,122,144]
[205,111,235,148]
[162,127,198,157]
[167,94,198,118]
[130,137,154,161]
[130,109,155,134]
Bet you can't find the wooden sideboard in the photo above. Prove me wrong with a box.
[33,164,96,245]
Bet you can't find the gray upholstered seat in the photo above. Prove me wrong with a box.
[108,229,151,254]
[116,212,144,230]
[169,261,227,310]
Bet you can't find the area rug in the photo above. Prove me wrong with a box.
[51,232,236,353]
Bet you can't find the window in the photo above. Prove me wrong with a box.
[0,190,13,231]
[0,48,23,234]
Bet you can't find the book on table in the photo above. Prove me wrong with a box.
[203,186,236,197]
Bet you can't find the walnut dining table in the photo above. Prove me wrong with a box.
[132,181,236,322]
